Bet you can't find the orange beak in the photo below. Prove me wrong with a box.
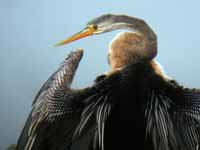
[55,27,96,47]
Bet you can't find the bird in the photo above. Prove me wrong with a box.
[16,14,200,150]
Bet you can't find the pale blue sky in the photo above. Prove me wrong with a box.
[0,0,200,149]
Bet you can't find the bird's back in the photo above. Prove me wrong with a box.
[98,61,164,150]
[99,60,200,150]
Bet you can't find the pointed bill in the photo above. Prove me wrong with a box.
[55,27,96,47]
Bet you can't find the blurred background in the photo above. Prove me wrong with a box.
[0,0,200,149]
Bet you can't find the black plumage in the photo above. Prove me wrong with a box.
[17,49,200,150]
[17,14,200,150]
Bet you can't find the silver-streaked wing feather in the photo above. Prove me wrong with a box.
[146,80,200,150]
[17,49,88,150]
[33,49,83,105]
[17,49,115,150]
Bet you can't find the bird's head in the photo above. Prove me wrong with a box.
[55,14,130,46]
[55,14,157,67]
[55,14,157,47]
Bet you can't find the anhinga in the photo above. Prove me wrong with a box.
[17,14,200,150]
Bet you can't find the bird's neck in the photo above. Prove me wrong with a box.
[107,16,158,70]
[125,19,157,60]
[112,15,157,46]
[108,32,157,70]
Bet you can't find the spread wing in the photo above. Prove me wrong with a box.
[17,49,115,150]
[17,49,86,150]
[145,79,200,150]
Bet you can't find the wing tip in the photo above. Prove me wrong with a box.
[64,48,84,64]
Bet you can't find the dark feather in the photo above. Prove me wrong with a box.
[17,49,200,150]
[17,50,95,150]
[17,49,115,150]
[145,79,200,150]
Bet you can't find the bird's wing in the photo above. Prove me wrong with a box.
[145,79,200,150]
[17,49,116,150]
[76,90,113,150]
[17,49,86,150]
[32,49,83,105]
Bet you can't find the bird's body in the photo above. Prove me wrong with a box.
[93,60,167,150]
[16,14,200,150]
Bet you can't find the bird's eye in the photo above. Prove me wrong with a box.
[88,24,98,30]
[93,25,98,30]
